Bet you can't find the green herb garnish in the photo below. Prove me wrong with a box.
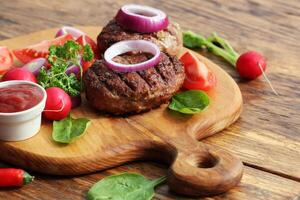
[87,173,166,200]
[52,115,91,144]
[38,40,94,96]
[169,90,210,114]
[38,63,81,96]
[183,31,239,66]
[83,44,94,61]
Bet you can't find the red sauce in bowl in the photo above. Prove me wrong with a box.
[0,84,43,113]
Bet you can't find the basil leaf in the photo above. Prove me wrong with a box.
[87,173,166,200]
[169,90,210,114]
[52,115,91,144]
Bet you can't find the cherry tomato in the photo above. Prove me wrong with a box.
[0,46,14,75]
[180,51,216,91]
[13,34,74,64]
[43,87,72,121]
[1,68,37,83]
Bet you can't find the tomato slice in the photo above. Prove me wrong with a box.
[76,35,99,59]
[51,34,73,46]
[13,34,74,64]
[76,35,98,72]
[180,51,216,91]
[81,60,94,72]
[0,46,14,75]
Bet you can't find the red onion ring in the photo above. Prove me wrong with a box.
[22,58,47,76]
[55,26,85,39]
[116,4,169,33]
[104,40,161,72]
[66,64,80,76]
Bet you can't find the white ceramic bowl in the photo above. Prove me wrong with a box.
[0,81,47,141]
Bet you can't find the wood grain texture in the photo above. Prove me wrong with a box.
[0,26,243,196]
[0,0,299,199]
[0,162,299,200]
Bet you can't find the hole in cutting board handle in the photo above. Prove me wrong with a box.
[186,151,218,168]
[168,143,243,196]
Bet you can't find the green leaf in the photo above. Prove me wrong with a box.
[169,90,210,114]
[87,173,166,200]
[52,115,91,144]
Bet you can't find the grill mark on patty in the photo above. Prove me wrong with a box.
[170,56,184,74]
[135,71,151,90]
[164,57,176,83]
[154,65,167,84]
[137,68,163,89]
[91,61,132,97]
[112,53,156,93]
[155,54,176,85]
[92,65,116,94]
[137,70,153,89]
[116,73,136,92]
[85,68,115,98]
[105,73,133,97]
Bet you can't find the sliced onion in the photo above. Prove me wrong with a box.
[116,4,169,33]
[55,26,85,39]
[66,64,80,75]
[71,95,81,108]
[22,58,47,76]
[104,40,161,72]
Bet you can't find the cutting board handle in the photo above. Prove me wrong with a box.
[167,137,243,196]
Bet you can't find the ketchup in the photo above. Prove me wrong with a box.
[0,84,43,113]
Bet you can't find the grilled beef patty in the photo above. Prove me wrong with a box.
[97,19,182,56]
[84,52,185,115]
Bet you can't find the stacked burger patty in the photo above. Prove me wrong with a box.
[84,5,185,115]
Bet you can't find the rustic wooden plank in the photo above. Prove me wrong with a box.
[203,128,300,181]
[0,162,299,200]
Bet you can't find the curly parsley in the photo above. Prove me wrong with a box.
[38,40,94,96]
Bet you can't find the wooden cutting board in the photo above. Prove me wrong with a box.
[0,27,243,196]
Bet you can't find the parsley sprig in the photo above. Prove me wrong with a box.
[38,40,94,96]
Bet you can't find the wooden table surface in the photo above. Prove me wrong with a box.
[0,0,299,199]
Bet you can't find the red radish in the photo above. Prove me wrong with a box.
[1,68,37,83]
[236,51,277,94]
[43,87,72,121]
[236,51,266,80]
[183,31,278,95]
